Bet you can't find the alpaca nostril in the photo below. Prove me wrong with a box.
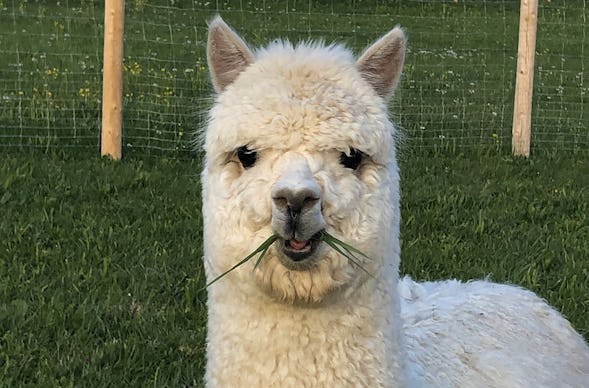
[272,196,288,211]
[272,187,320,214]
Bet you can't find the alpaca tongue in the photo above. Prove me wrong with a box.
[289,239,308,250]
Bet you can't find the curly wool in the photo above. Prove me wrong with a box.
[201,16,589,387]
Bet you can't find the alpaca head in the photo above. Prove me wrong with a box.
[202,17,406,304]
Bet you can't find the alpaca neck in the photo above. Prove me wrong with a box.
[205,276,409,387]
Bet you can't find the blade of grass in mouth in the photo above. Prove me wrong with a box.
[203,231,374,289]
[204,234,278,288]
[319,231,374,278]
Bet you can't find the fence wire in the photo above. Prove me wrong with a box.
[0,1,587,155]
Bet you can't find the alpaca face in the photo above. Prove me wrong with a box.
[203,18,406,304]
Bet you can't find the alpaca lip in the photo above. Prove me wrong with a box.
[280,232,322,263]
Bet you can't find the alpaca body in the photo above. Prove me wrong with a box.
[201,17,589,387]
[400,277,589,387]
[205,274,589,387]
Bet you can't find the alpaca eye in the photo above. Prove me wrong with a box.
[237,146,258,168]
[340,148,363,170]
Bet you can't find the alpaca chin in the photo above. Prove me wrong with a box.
[252,248,355,304]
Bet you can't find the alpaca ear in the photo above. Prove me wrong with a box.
[207,16,254,93]
[356,27,406,99]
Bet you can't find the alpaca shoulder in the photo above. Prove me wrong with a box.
[399,276,589,386]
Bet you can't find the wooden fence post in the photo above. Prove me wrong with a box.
[101,0,125,160]
[512,0,538,157]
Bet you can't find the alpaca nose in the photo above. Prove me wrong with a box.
[271,184,324,243]
[271,169,324,242]
[272,187,320,217]
[270,154,325,242]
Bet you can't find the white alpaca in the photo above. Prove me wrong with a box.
[201,16,589,387]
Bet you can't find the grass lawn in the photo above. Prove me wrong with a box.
[1,149,588,385]
[0,152,206,386]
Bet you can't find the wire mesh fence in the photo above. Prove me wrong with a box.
[0,1,587,156]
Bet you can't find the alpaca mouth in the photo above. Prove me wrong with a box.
[279,231,323,266]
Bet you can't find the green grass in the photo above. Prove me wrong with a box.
[399,149,589,330]
[1,150,588,385]
[0,152,207,386]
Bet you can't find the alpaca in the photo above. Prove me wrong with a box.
[201,16,589,387]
